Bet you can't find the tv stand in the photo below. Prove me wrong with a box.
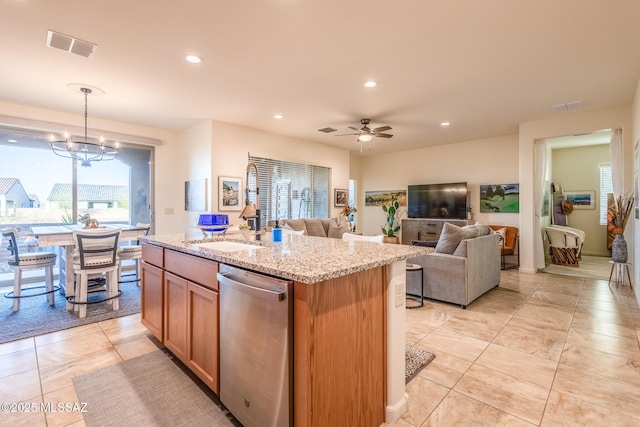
[401,218,468,245]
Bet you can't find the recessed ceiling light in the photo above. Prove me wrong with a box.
[8,139,17,143]
[440,122,451,127]
[274,114,284,119]
[363,81,378,88]
[185,55,202,64]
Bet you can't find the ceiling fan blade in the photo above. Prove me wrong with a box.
[348,126,360,132]
[334,133,360,137]
[373,126,391,132]
[375,133,393,138]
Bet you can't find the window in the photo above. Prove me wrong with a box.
[0,127,152,285]
[599,164,612,225]
[248,155,330,225]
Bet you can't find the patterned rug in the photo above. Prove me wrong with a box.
[405,345,435,383]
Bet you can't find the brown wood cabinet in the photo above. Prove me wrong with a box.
[141,243,164,341]
[141,244,220,394]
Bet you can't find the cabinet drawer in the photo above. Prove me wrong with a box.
[142,243,164,268]
[165,249,218,290]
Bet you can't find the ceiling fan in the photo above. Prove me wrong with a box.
[335,119,393,152]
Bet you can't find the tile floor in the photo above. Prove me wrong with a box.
[0,269,639,426]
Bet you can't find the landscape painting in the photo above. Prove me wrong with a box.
[364,190,407,207]
[480,183,520,213]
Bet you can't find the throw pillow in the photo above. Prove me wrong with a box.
[493,227,507,248]
[434,222,478,254]
[281,227,304,236]
[304,219,327,237]
[328,220,349,238]
[282,219,307,235]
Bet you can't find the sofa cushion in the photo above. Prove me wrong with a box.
[328,220,349,238]
[304,219,328,237]
[435,222,479,254]
[282,219,308,235]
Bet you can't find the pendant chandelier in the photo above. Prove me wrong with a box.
[49,87,119,167]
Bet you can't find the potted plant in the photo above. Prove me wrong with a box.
[381,195,401,244]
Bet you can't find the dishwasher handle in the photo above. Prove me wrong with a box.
[217,272,287,301]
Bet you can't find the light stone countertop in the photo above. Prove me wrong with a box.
[141,232,433,284]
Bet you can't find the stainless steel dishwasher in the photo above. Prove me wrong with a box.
[217,264,293,427]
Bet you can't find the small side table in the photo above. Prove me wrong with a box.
[608,261,633,288]
[406,263,424,308]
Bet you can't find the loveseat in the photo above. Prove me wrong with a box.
[407,222,501,308]
[276,218,349,239]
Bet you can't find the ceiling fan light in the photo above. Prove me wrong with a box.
[358,134,373,142]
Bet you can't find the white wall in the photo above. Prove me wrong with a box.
[356,135,520,238]
[552,144,609,256]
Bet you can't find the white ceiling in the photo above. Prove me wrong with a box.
[1,1,639,155]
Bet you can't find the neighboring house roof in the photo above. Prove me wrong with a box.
[0,178,19,195]
[28,194,40,203]
[47,184,129,202]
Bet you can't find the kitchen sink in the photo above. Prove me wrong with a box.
[197,241,266,252]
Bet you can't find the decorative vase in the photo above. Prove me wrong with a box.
[611,234,628,263]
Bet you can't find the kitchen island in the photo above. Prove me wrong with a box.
[139,232,431,426]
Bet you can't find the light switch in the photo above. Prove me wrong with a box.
[395,282,405,307]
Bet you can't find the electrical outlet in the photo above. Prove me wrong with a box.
[395,282,405,307]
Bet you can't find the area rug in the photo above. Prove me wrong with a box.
[73,350,236,427]
[542,255,611,281]
[0,280,141,344]
[405,345,435,383]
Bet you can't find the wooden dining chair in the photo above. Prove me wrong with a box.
[118,223,150,285]
[69,228,121,318]
[2,227,58,312]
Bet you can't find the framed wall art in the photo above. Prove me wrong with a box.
[218,176,243,211]
[185,178,207,211]
[564,190,596,210]
[334,188,348,207]
[479,183,520,213]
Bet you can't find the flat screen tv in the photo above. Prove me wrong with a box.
[408,182,468,219]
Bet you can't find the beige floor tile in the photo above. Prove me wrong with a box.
[34,323,102,347]
[384,417,414,427]
[0,368,41,402]
[537,277,583,296]
[424,390,535,427]
[101,318,152,347]
[435,315,504,342]
[528,290,579,309]
[406,330,428,346]
[552,364,640,419]
[0,337,34,357]
[411,345,472,388]
[43,385,84,427]
[569,312,638,340]
[565,327,640,360]
[452,306,513,327]
[39,347,122,395]
[573,305,636,328]
[560,344,640,387]
[492,316,567,362]
[475,344,558,389]
[541,390,640,426]
[401,376,449,426]
[419,329,489,362]
[115,334,160,360]
[577,296,633,316]
[0,347,38,379]
[454,364,549,425]
[405,304,456,333]
[36,330,113,367]
[0,396,46,427]
[515,302,574,330]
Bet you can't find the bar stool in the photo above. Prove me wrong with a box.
[69,228,121,318]
[2,228,58,312]
[406,263,424,308]
[118,223,150,285]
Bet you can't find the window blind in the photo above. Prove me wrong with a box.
[599,164,612,225]
[248,155,331,225]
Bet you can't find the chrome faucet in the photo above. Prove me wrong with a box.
[238,162,261,240]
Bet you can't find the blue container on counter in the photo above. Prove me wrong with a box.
[272,227,282,242]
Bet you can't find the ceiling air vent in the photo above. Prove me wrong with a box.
[317,127,337,133]
[551,100,584,113]
[46,30,97,58]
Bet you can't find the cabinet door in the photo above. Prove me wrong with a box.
[187,282,220,393]
[164,272,188,363]
[141,261,164,341]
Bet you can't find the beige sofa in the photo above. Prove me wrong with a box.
[277,218,349,239]
[407,223,501,308]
